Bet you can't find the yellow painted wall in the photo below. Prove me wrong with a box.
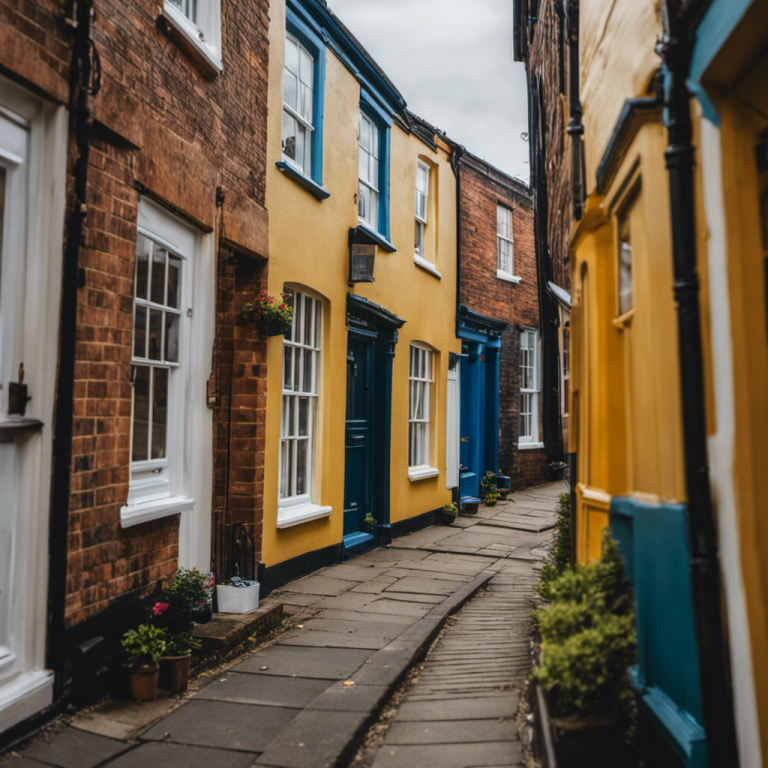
[262,0,459,567]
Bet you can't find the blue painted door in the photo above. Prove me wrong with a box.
[459,343,483,500]
[343,335,374,538]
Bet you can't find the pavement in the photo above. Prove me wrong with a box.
[1,482,564,768]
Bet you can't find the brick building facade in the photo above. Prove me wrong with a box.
[0,0,271,730]
[457,151,548,492]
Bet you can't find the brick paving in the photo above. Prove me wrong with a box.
[1,482,563,768]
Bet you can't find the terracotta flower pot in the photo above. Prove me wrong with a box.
[159,654,191,693]
[129,665,159,701]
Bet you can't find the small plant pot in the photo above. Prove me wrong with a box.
[129,665,159,701]
[254,318,289,337]
[461,501,479,515]
[438,512,457,526]
[191,605,212,624]
[216,583,260,614]
[159,654,191,694]
[485,499,498,507]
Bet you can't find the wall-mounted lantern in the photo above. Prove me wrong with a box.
[349,243,375,284]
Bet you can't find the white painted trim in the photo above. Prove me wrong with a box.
[408,466,439,481]
[414,256,441,278]
[160,1,222,75]
[276,503,332,529]
[700,118,761,768]
[0,670,53,732]
[120,496,194,528]
[517,441,544,450]
[496,270,522,283]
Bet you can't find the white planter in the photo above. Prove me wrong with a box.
[216,583,260,614]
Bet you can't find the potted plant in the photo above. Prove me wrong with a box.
[159,568,214,630]
[242,290,293,337]
[438,503,458,525]
[480,471,500,507]
[122,624,167,701]
[159,630,201,694]
[362,513,378,533]
[549,461,568,482]
[217,576,260,614]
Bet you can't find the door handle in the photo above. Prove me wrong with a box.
[349,435,365,441]
[460,437,470,442]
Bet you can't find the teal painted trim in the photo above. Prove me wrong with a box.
[689,0,755,126]
[360,86,394,125]
[484,346,500,475]
[356,97,391,242]
[355,223,396,253]
[374,327,397,530]
[285,6,326,186]
[641,686,707,768]
[275,162,330,200]
[457,324,502,347]
[343,531,375,554]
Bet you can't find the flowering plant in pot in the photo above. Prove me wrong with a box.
[438,503,458,525]
[362,513,378,533]
[158,568,214,630]
[242,290,293,336]
[159,630,201,694]
[122,624,167,701]
[216,575,260,615]
[480,471,500,507]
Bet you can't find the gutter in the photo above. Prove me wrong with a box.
[566,0,584,220]
[658,19,739,768]
[48,0,100,699]
[449,142,465,340]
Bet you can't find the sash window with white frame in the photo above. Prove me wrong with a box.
[497,205,516,279]
[414,162,429,259]
[282,33,314,175]
[162,0,222,71]
[519,329,541,446]
[358,112,379,231]
[279,292,322,516]
[409,345,433,471]
[562,327,570,416]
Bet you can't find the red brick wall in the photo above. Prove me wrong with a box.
[459,155,548,489]
[1,0,271,627]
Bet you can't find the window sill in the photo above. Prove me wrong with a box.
[275,161,330,201]
[496,271,522,284]
[277,503,332,529]
[355,223,397,253]
[408,466,440,482]
[518,441,545,450]
[120,496,194,528]
[612,309,634,330]
[158,3,222,79]
[414,256,441,279]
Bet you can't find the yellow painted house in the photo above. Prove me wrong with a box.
[520,0,768,764]
[262,0,460,576]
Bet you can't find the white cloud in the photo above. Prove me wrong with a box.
[327,0,530,182]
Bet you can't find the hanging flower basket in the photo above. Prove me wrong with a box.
[242,291,293,337]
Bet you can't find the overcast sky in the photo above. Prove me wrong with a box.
[328,0,530,183]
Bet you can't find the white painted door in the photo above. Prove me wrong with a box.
[446,360,460,489]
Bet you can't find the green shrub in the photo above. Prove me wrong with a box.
[163,568,213,611]
[122,624,167,666]
[164,630,202,656]
[479,471,500,503]
[537,492,571,596]
[532,529,636,727]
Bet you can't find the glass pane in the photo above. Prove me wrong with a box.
[285,36,299,75]
[369,155,378,187]
[315,300,321,348]
[298,397,309,436]
[304,298,312,346]
[288,395,296,435]
[303,349,312,393]
[165,312,179,363]
[135,236,150,300]
[294,292,304,344]
[369,190,378,229]
[370,123,379,158]
[300,84,312,123]
[359,114,369,151]
[287,440,294,496]
[167,255,181,309]
[279,442,289,499]
[299,47,313,85]
[151,367,168,460]
[151,247,166,305]
[294,348,303,391]
[133,305,147,358]
[283,346,293,391]
[296,439,307,496]
[282,111,297,162]
[284,71,298,111]
[295,125,306,172]
[619,241,632,315]
[359,149,368,182]
[132,366,150,462]
[148,309,163,360]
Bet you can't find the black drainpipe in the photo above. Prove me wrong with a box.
[566,0,584,220]
[450,142,465,337]
[48,0,99,699]
[659,27,739,768]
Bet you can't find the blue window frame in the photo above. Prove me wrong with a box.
[276,7,328,199]
[358,89,391,242]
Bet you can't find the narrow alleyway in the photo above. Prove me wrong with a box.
[2,483,563,768]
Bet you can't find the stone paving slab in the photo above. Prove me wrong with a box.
[106,742,256,768]
[306,682,390,713]
[279,630,391,650]
[387,719,516,745]
[383,576,457,595]
[21,729,127,768]
[140,699,299,752]
[282,575,360,596]
[194,672,331,708]
[233,645,373,679]
[370,741,523,768]
[299,618,406,637]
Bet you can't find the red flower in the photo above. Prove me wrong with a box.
[267,297,274,303]
[279,304,286,310]
[152,602,169,616]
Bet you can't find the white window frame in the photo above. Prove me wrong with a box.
[358,111,380,232]
[161,0,222,74]
[562,327,570,417]
[278,291,331,528]
[408,344,439,480]
[414,161,429,260]
[519,328,542,448]
[282,32,314,176]
[122,200,199,525]
[496,205,520,283]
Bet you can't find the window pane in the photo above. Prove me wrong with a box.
[134,305,147,359]
[285,36,299,75]
[148,308,163,361]
[135,236,150,299]
[294,292,304,343]
[296,439,307,496]
[167,255,181,309]
[359,114,369,152]
[299,47,313,85]
[152,368,168,459]
[283,346,293,391]
[369,155,378,187]
[151,247,166,305]
[303,349,312,393]
[282,111,297,162]
[284,71,298,112]
[295,124,306,172]
[359,150,368,182]
[165,312,179,363]
[132,366,150,462]
[298,397,309,436]
[619,240,632,315]
[304,297,312,346]
[415,221,423,254]
[279,443,289,499]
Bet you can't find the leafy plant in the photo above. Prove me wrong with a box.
[122,624,167,666]
[163,630,202,657]
[537,492,572,596]
[163,568,214,611]
[242,290,293,331]
[480,471,500,505]
[363,513,378,532]
[532,530,637,728]
[441,503,458,519]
